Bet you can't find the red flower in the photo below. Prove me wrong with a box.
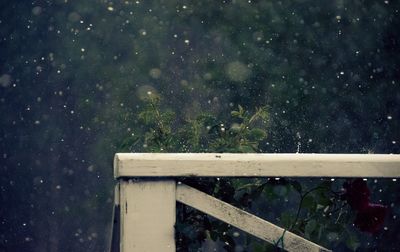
[342,179,388,234]
[343,179,370,211]
[354,203,388,234]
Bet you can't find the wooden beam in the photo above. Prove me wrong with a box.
[176,184,331,252]
[119,180,176,252]
[114,153,400,178]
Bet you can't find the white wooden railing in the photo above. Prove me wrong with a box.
[110,153,400,252]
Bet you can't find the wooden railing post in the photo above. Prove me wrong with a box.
[119,179,176,252]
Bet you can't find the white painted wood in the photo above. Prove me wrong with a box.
[114,153,400,178]
[176,184,331,252]
[119,180,176,252]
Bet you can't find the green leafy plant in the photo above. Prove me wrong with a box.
[119,95,385,251]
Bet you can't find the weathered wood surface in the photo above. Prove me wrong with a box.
[109,185,120,252]
[119,180,175,252]
[114,153,400,178]
[176,184,331,252]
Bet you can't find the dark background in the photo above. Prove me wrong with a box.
[1,0,399,251]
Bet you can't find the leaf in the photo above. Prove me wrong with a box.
[231,110,241,117]
[250,183,266,199]
[161,110,176,123]
[138,110,155,124]
[263,184,276,200]
[345,229,361,251]
[280,212,295,228]
[248,128,267,140]
[118,135,140,151]
[252,242,266,252]
[273,185,288,197]
[305,219,317,238]
[231,105,245,118]
[302,195,316,211]
[236,183,258,191]
[290,181,302,194]
[256,106,268,120]
[238,144,256,153]
[209,230,218,241]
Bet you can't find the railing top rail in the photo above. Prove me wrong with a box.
[114,153,400,178]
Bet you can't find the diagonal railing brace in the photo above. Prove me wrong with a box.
[177,183,331,252]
